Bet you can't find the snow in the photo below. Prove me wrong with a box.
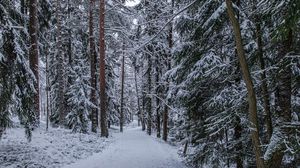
[0,124,111,168]
[64,121,186,168]
[125,0,141,7]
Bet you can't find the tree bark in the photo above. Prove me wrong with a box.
[142,83,146,131]
[89,0,98,133]
[134,69,142,127]
[99,0,108,137]
[146,54,152,136]
[29,0,39,125]
[120,47,125,132]
[46,44,50,131]
[163,2,173,141]
[56,0,66,126]
[226,1,265,167]
[156,71,161,138]
[255,21,273,142]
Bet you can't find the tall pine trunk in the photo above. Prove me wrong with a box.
[146,54,152,136]
[226,0,265,167]
[46,44,50,131]
[134,69,143,128]
[163,6,173,141]
[29,0,39,125]
[120,49,125,132]
[89,0,98,133]
[255,20,273,142]
[155,62,161,138]
[56,0,66,126]
[99,0,108,137]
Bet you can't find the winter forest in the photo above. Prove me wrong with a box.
[0,0,299,167]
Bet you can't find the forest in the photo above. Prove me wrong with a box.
[0,0,299,168]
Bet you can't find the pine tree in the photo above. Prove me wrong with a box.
[66,50,90,133]
[29,0,40,125]
[99,0,108,137]
[0,0,36,140]
[226,1,264,167]
[120,43,125,132]
[89,0,98,133]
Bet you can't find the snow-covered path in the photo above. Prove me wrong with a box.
[64,126,186,168]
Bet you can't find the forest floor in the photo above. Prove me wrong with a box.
[0,121,112,168]
[64,121,187,168]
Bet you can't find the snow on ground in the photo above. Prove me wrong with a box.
[64,121,187,168]
[0,124,112,168]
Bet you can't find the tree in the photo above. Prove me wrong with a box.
[226,0,264,167]
[29,0,40,125]
[253,3,272,142]
[163,0,173,142]
[54,0,67,126]
[262,0,299,166]
[120,44,125,132]
[0,0,36,141]
[89,0,98,133]
[66,51,90,133]
[99,0,108,137]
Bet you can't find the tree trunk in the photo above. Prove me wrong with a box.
[146,54,152,136]
[267,28,293,168]
[163,3,173,141]
[56,0,66,126]
[156,58,161,138]
[226,1,265,167]
[234,116,243,168]
[89,0,98,133]
[99,0,108,137]
[29,0,39,125]
[134,69,142,127]
[46,45,49,131]
[142,84,146,131]
[255,21,273,142]
[120,49,125,132]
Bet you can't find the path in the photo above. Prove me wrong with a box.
[64,124,186,168]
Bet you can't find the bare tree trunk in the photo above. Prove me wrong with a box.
[155,55,161,138]
[120,47,125,132]
[146,54,152,136]
[183,140,188,156]
[89,0,98,133]
[226,1,265,167]
[255,21,273,142]
[142,84,146,131]
[56,0,66,126]
[163,2,173,141]
[134,69,141,126]
[29,0,39,125]
[46,46,49,131]
[99,0,108,137]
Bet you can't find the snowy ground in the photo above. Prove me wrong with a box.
[0,124,111,168]
[64,121,187,168]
